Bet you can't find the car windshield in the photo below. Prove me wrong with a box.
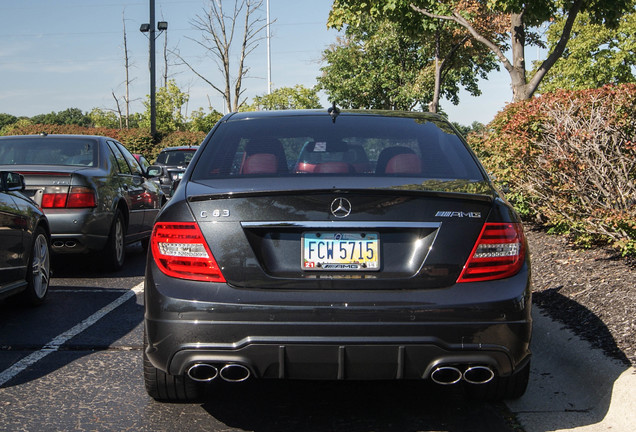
[191,114,485,181]
[155,150,196,166]
[0,137,97,167]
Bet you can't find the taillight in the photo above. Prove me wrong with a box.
[41,186,96,208]
[42,192,67,208]
[457,223,526,283]
[151,222,226,282]
[67,187,96,208]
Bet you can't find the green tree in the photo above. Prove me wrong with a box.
[452,120,485,137]
[329,0,633,102]
[320,16,497,111]
[188,108,224,132]
[30,108,91,126]
[0,113,18,130]
[536,11,636,93]
[141,79,189,134]
[88,108,120,129]
[244,85,322,111]
[319,19,432,110]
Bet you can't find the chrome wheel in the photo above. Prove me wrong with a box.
[114,216,124,265]
[104,210,126,271]
[31,232,51,299]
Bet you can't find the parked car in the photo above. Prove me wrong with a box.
[149,145,199,196]
[0,171,51,305]
[0,134,164,271]
[144,109,531,402]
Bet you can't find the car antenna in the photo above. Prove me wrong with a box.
[327,102,340,123]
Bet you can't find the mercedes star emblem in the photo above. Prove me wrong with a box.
[330,197,352,218]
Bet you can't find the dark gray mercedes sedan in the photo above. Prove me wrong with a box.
[0,134,164,270]
[144,109,531,402]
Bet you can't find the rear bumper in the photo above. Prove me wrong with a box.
[44,208,110,253]
[144,260,532,381]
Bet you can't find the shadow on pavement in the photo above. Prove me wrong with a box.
[200,380,516,432]
[506,293,633,431]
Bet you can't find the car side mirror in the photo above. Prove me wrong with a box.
[1,171,26,192]
[147,165,163,177]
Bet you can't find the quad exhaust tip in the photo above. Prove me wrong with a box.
[187,363,251,383]
[187,363,218,382]
[430,365,494,385]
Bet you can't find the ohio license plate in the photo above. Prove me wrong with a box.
[302,232,379,271]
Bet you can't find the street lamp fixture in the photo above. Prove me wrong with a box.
[139,0,168,139]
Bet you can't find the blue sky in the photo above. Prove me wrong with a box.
[0,0,515,125]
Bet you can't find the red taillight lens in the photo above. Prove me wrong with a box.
[457,223,526,283]
[151,222,226,282]
[67,187,96,208]
[41,187,96,208]
[42,193,67,208]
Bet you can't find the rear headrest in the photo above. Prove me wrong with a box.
[244,137,287,172]
[376,146,417,174]
[242,153,278,174]
[384,153,421,174]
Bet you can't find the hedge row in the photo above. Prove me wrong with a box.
[469,84,636,256]
[1,124,206,162]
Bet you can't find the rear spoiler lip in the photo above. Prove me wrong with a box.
[241,221,441,230]
[187,186,495,205]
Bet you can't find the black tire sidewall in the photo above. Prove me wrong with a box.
[23,226,51,306]
[105,210,126,271]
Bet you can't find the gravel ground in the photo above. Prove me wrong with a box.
[525,223,635,366]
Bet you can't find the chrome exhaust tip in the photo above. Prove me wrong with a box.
[463,366,495,384]
[187,363,219,382]
[219,364,251,382]
[430,366,462,385]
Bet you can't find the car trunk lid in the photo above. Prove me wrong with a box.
[187,184,494,289]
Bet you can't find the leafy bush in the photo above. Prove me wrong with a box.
[159,130,206,149]
[469,84,636,255]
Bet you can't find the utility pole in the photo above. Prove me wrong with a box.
[140,0,167,138]
[149,0,156,136]
[266,0,271,94]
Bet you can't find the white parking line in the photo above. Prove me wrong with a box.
[0,282,144,387]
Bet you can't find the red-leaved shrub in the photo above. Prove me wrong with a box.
[469,84,636,255]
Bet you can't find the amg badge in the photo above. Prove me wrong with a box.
[435,211,482,218]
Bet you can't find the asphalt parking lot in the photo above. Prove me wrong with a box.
[0,244,633,431]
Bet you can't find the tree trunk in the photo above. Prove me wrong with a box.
[429,29,442,113]
[509,12,530,102]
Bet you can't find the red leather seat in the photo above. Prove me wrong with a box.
[384,153,421,174]
[242,153,278,174]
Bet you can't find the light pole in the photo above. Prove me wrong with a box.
[266,0,271,94]
[140,0,167,138]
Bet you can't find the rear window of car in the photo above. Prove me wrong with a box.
[0,137,97,167]
[191,114,485,181]
[155,149,197,166]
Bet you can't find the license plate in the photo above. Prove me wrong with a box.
[302,232,379,271]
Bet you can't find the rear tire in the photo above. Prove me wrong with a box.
[21,227,51,306]
[104,209,126,271]
[466,360,530,401]
[143,331,203,402]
